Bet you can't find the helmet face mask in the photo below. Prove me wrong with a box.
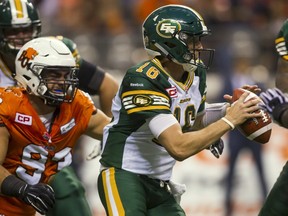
[142,5,214,70]
[2,25,38,51]
[34,66,79,106]
[15,37,79,106]
[0,0,41,57]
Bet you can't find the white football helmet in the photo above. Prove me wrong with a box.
[15,37,79,106]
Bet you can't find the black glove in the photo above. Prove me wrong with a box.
[19,183,55,215]
[207,139,224,159]
[1,175,55,215]
[260,88,288,113]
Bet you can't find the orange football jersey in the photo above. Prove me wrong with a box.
[0,87,96,215]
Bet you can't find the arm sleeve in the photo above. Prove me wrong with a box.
[77,59,105,95]
[148,114,178,139]
[272,103,288,128]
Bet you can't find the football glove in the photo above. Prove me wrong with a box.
[86,142,102,160]
[19,183,55,215]
[260,88,288,113]
[1,175,55,215]
[168,180,187,204]
[208,138,224,159]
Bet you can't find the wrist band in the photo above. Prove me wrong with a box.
[221,117,235,130]
[1,175,26,197]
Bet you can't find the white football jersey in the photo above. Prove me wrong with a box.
[0,58,16,87]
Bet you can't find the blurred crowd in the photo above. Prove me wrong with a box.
[31,0,288,95]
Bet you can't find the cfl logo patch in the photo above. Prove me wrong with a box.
[156,19,181,38]
[15,113,32,125]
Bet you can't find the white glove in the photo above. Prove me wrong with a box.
[86,142,101,160]
[260,88,288,113]
[168,180,186,204]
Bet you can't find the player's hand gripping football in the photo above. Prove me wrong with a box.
[223,91,263,127]
[208,138,224,159]
[18,183,55,215]
[260,88,288,113]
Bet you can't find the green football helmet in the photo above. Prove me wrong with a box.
[142,4,214,71]
[0,0,41,57]
[275,19,288,61]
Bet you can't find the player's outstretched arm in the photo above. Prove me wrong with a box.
[157,92,262,161]
[98,73,119,117]
[260,88,288,128]
[85,109,111,140]
[0,127,55,215]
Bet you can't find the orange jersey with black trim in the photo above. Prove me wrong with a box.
[0,87,96,216]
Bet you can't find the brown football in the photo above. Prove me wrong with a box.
[232,88,272,144]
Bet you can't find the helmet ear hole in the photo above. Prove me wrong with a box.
[23,75,31,81]
[26,86,32,94]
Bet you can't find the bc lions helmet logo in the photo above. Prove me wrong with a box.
[17,47,39,69]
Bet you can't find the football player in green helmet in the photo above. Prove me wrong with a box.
[97,4,262,216]
[0,0,118,215]
[259,19,288,216]
[0,0,41,85]
[142,4,214,72]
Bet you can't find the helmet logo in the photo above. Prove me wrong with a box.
[156,19,181,38]
[17,47,39,69]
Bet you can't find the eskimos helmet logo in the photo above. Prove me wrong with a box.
[18,47,39,69]
[156,19,181,38]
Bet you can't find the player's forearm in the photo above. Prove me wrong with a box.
[98,73,119,117]
[159,118,231,161]
[0,166,13,194]
[276,59,288,93]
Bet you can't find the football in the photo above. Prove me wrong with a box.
[232,88,272,144]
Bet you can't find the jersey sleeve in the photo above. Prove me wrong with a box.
[120,62,172,119]
[72,90,97,131]
[275,19,288,61]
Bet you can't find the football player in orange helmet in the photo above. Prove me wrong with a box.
[0,37,111,216]
[0,0,118,215]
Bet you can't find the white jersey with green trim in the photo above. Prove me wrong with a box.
[101,58,207,181]
[0,58,16,87]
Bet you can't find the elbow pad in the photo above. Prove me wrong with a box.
[202,102,228,127]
